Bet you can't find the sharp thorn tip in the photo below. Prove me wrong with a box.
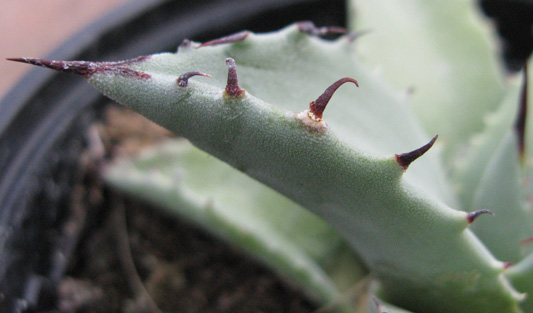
[7,56,151,79]
[395,135,438,170]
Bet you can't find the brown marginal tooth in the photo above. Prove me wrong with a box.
[308,77,359,122]
[395,135,438,170]
[7,56,151,79]
[224,58,245,97]
[197,31,250,48]
[177,71,211,87]
[466,209,495,224]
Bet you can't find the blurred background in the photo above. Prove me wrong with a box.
[0,0,131,98]
[2,0,532,100]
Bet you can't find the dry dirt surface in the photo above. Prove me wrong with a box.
[51,105,318,313]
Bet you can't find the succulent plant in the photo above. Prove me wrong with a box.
[8,1,533,312]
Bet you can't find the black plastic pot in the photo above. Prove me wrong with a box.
[0,1,346,312]
[479,0,533,71]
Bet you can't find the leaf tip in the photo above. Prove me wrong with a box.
[7,56,151,79]
[7,57,91,77]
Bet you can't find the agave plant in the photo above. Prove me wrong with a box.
[8,1,533,312]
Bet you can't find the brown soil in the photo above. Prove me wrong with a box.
[54,105,317,313]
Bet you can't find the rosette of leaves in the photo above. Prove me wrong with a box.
[9,0,533,312]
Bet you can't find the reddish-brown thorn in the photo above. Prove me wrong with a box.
[177,71,211,87]
[197,31,250,48]
[503,262,514,270]
[515,63,528,160]
[224,58,245,97]
[6,56,151,79]
[308,77,359,121]
[395,135,438,170]
[520,237,533,244]
[297,21,347,37]
[466,209,495,224]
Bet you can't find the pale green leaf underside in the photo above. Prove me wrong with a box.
[105,139,364,308]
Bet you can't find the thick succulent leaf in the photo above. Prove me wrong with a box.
[452,56,533,310]
[469,131,531,262]
[16,25,522,312]
[87,25,520,312]
[510,59,533,313]
[105,139,364,307]
[507,252,533,312]
[451,79,521,211]
[350,0,505,161]
[451,66,533,264]
[114,26,456,208]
